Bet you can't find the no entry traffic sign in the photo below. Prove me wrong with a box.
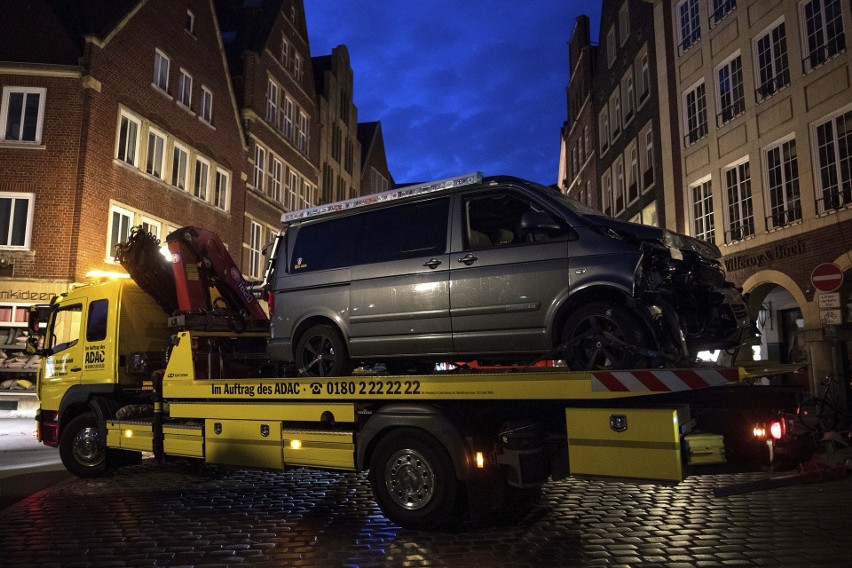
[811,262,844,292]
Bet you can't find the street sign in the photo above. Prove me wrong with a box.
[811,263,844,293]
[820,309,842,326]
[818,293,841,309]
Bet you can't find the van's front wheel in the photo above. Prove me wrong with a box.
[295,324,352,377]
[561,301,650,370]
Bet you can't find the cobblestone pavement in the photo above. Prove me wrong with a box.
[0,461,850,567]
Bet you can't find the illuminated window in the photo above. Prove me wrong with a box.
[690,178,715,242]
[116,112,140,165]
[0,192,34,249]
[146,128,166,179]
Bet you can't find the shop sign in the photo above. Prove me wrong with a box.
[724,241,806,271]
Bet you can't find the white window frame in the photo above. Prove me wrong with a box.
[153,49,170,91]
[214,169,230,211]
[294,53,304,81]
[683,79,708,146]
[754,18,790,101]
[145,127,166,180]
[723,158,754,243]
[266,79,279,126]
[287,170,299,211]
[763,135,801,229]
[716,52,745,126]
[141,217,162,240]
[628,142,639,204]
[602,170,613,216]
[107,204,134,262]
[624,71,635,125]
[283,96,294,139]
[710,0,737,28]
[171,142,189,190]
[178,69,192,108]
[643,125,655,191]
[812,105,852,213]
[280,35,291,69]
[619,3,630,45]
[185,9,195,34]
[690,177,715,242]
[676,0,701,55]
[271,157,283,203]
[599,105,610,154]
[1,86,46,145]
[254,144,266,192]
[611,92,621,141]
[297,111,309,152]
[0,192,34,249]
[800,0,846,73]
[200,86,213,123]
[614,156,626,213]
[194,156,210,201]
[248,221,263,279]
[607,26,617,68]
[116,111,140,166]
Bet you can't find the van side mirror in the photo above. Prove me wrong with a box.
[519,210,562,234]
[27,304,53,355]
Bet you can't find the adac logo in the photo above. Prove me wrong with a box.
[310,382,322,395]
[171,253,181,264]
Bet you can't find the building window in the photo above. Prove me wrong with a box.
[765,138,801,228]
[677,0,701,54]
[283,97,294,139]
[599,106,610,154]
[611,92,621,140]
[628,144,639,203]
[178,69,192,108]
[0,193,33,249]
[141,218,161,240]
[619,3,630,45]
[280,36,290,69]
[1,87,46,144]
[683,81,708,146]
[724,161,754,243]
[691,179,714,242]
[584,125,590,159]
[248,221,263,279]
[607,26,617,67]
[294,54,304,82]
[297,111,309,152]
[755,20,790,101]
[153,50,170,91]
[194,158,209,201]
[287,170,300,210]
[185,9,195,34]
[716,53,745,126]
[710,0,736,28]
[601,172,613,216]
[644,127,655,189]
[145,129,166,179]
[214,169,229,211]
[614,157,625,213]
[640,52,650,103]
[641,202,658,227]
[801,0,846,73]
[371,168,389,193]
[200,87,213,123]
[117,112,140,166]
[814,109,852,213]
[271,157,283,203]
[254,145,266,192]
[624,71,635,124]
[171,143,189,190]
[266,79,279,126]
[108,205,133,262]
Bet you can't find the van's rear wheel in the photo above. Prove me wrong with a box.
[59,412,107,478]
[368,428,461,529]
[561,301,650,370]
[295,324,351,377]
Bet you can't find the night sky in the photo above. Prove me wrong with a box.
[304,1,600,186]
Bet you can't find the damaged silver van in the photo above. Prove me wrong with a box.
[265,172,751,376]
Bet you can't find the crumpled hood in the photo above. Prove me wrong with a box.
[584,215,722,261]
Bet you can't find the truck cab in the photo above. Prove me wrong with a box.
[35,277,170,470]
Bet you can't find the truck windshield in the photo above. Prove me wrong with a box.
[50,304,82,353]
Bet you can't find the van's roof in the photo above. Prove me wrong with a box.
[282,172,484,224]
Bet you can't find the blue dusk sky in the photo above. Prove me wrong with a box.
[304,2,600,186]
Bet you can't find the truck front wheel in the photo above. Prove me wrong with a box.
[59,412,107,477]
[368,428,461,529]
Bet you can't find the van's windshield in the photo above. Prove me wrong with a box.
[529,182,604,217]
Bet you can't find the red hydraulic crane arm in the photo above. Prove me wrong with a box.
[166,227,268,324]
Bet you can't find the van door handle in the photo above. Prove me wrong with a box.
[423,258,442,269]
[458,253,478,265]
[70,367,82,372]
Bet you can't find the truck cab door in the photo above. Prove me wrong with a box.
[41,302,84,410]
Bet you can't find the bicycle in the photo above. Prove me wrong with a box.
[797,374,852,432]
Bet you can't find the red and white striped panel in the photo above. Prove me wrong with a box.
[591,368,740,393]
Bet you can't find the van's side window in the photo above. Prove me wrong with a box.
[464,193,567,249]
[355,197,449,265]
[86,299,108,342]
[289,215,357,272]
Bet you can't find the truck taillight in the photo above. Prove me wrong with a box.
[769,419,785,440]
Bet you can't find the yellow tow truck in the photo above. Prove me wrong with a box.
[30,226,782,529]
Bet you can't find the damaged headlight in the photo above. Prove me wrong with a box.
[661,230,721,261]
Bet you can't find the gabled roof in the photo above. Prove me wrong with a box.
[0,0,137,65]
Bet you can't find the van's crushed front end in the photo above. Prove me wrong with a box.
[634,229,752,362]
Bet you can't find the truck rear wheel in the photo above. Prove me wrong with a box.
[59,412,107,478]
[295,324,352,377]
[368,428,461,529]
[561,301,650,370]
